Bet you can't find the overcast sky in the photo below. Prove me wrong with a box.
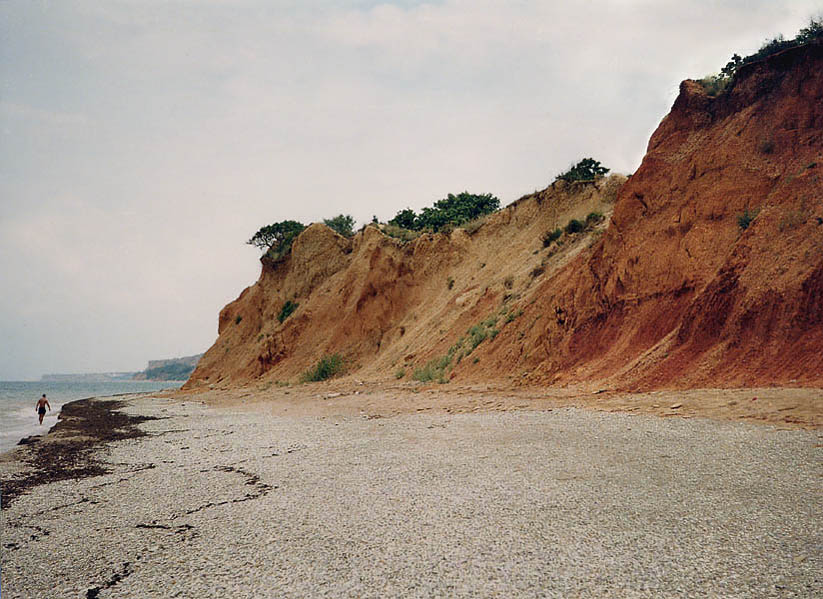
[0,1,818,380]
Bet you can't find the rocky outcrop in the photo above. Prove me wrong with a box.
[133,354,203,381]
[187,41,822,391]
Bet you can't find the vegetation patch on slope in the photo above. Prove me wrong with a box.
[699,17,822,96]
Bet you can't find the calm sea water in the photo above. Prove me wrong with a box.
[0,380,181,453]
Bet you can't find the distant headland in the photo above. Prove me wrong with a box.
[41,353,203,383]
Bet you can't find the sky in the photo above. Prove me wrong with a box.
[0,0,819,380]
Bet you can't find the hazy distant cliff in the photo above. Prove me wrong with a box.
[133,354,203,381]
[41,372,137,383]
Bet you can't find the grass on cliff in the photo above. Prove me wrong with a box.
[278,300,298,323]
[737,208,759,231]
[381,224,421,243]
[543,212,605,248]
[300,354,345,382]
[413,355,452,384]
[412,315,506,383]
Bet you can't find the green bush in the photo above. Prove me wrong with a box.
[737,208,759,231]
[565,219,585,234]
[556,158,610,183]
[411,313,505,382]
[300,354,345,382]
[389,192,500,233]
[741,18,821,68]
[542,228,563,247]
[467,324,489,352]
[395,368,406,379]
[278,300,298,323]
[388,208,417,230]
[248,220,306,254]
[323,214,355,238]
[412,355,452,383]
[585,212,604,226]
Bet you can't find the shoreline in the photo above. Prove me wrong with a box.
[0,381,184,455]
[0,393,161,509]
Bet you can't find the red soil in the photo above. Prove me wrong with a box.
[186,41,823,393]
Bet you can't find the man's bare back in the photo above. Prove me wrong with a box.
[36,394,51,425]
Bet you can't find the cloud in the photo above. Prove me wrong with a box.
[0,102,89,128]
[1,0,820,378]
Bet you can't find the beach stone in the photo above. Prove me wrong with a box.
[1,395,821,598]
[17,435,41,445]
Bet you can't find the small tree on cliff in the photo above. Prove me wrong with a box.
[388,208,417,230]
[420,192,500,231]
[555,158,610,183]
[388,193,500,232]
[247,220,306,255]
[323,214,355,238]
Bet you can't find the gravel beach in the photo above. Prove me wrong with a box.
[2,394,821,598]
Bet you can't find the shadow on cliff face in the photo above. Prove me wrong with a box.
[1,399,159,509]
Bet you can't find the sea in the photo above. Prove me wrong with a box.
[0,380,182,454]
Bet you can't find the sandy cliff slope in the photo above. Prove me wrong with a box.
[186,41,822,392]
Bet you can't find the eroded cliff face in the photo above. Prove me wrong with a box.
[187,41,822,391]
[187,177,622,388]
[500,41,823,389]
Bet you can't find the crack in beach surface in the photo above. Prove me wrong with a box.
[175,464,274,517]
[135,522,195,534]
[85,561,134,599]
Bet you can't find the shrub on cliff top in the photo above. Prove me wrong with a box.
[389,208,417,230]
[388,192,500,233]
[743,17,822,67]
[555,158,610,183]
[700,17,823,95]
[247,220,306,262]
[323,214,355,238]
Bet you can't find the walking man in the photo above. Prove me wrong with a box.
[36,394,51,425]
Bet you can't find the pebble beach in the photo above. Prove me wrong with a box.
[1,393,821,598]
